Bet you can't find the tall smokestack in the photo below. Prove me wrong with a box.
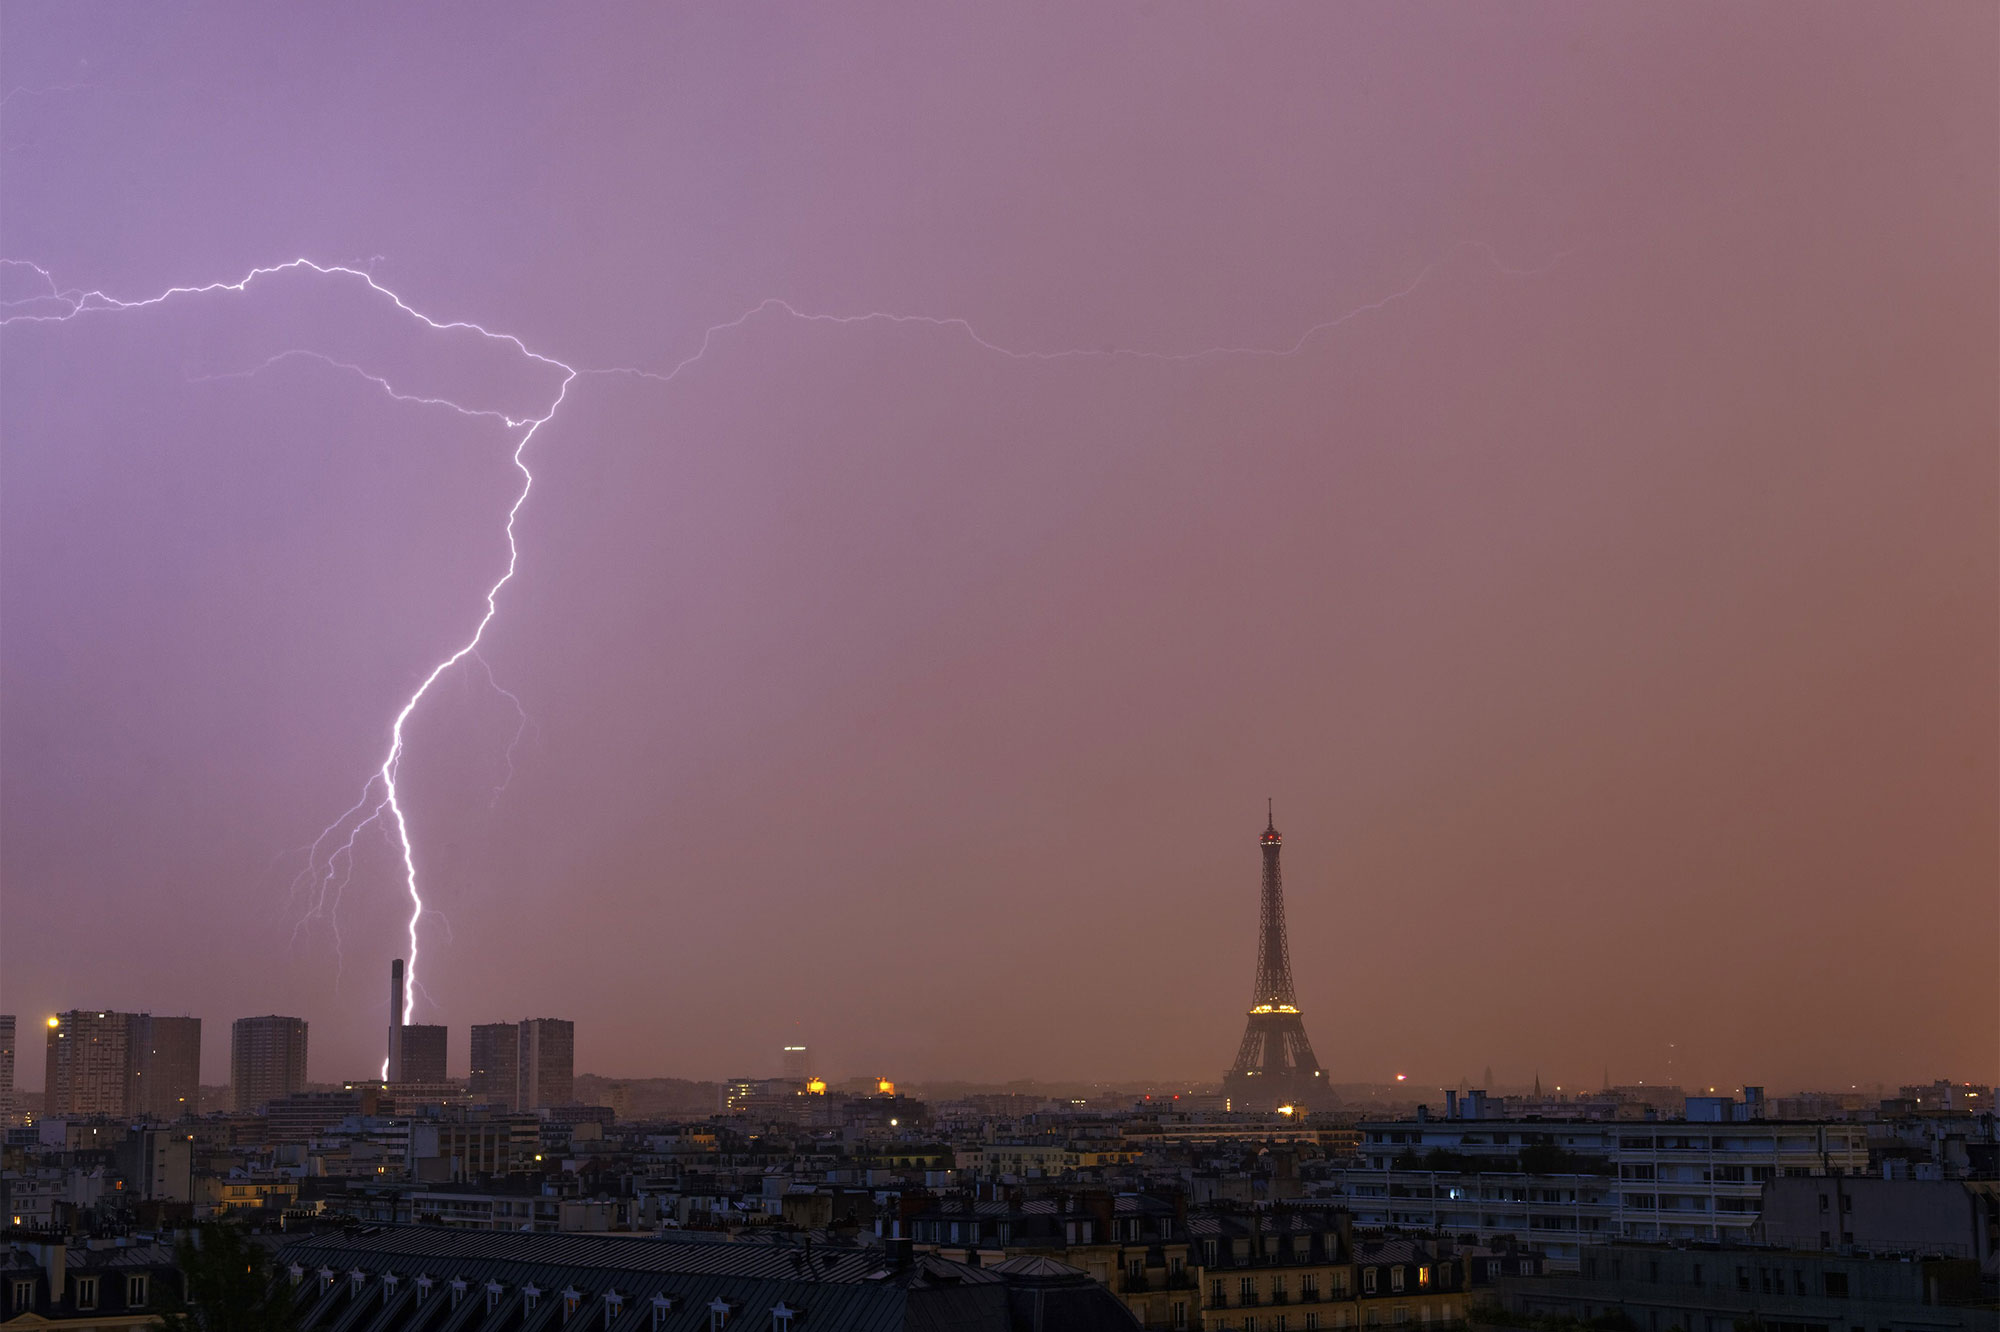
[387,958,405,1082]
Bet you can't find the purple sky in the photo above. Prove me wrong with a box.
[3,4,1993,1094]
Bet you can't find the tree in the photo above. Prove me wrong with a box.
[155,1223,298,1332]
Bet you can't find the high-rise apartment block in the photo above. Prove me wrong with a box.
[128,1014,201,1117]
[0,1015,14,1116]
[469,1023,520,1109]
[231,1015,308,1111]
[517,1018,574,1109]
[398,1024,448,1084]
[42,1011,203,1119]
[782,1044,809,1084]
[45,1010,132,1116]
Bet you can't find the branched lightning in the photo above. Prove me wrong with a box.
[4,257,573,1024]
[0,237,1562,1024]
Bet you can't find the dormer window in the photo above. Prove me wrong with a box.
[771,1304,798,1330]
[524,1285,542,1314]
[74,1276,99,1311]
[287,1266,304,1288]
[416,1277,433,1305]
[486,1283,504,1313]
[709,1297,735,1329]
[650,1295,674,1330]
[127,1275,151,1307]
[603,1292,623,1327]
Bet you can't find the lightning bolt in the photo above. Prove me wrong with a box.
[0,238,1561,1027]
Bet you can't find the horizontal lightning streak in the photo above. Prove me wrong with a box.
[589,240,1564,389]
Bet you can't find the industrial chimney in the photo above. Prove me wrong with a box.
[387,958,406,1082]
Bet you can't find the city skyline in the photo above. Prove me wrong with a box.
[3,5,1994,1091]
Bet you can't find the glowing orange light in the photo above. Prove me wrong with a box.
[1395,1073,1407,1082]
[46,1017,59,1028]
[806,1078,827,1095]
[876,1078,896,1096]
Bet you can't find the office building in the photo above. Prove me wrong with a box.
[45,1010,132,1117]
[517,1018,574,1109]
[1758,1176,1996,1262]
[115,1125,194,1202]
[268,1087,381,1143]
[127,1014,201,1118]
[398,1024,448,1084]
[0,1015,14,1116]
[230,1015,308,1111]
[782,1044,809,1084]
[469,1023,520,1109]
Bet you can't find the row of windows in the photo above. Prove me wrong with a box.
[1212,1302,1462,1331]
[1204,1267,1444,1307]
[1366,1131,1856,1154]
[7,1274,149,1312]
[300,1273,787,1332]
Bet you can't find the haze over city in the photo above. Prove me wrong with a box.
[2,2,1994,1099]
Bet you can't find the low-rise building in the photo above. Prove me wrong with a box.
[276,1225,1141,1331]
[1326,1114,1868,1267]
[0,1236,177,1332]
[1497,1241,1998,1332]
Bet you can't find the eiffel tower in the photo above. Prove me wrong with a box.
[1222,802,1326,1110]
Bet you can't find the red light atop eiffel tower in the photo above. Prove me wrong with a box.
[1223,801,1326,1110]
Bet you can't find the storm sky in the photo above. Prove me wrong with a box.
[2,3,1993,1093]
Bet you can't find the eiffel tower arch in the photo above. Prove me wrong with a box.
[1222,804,1328,1110]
